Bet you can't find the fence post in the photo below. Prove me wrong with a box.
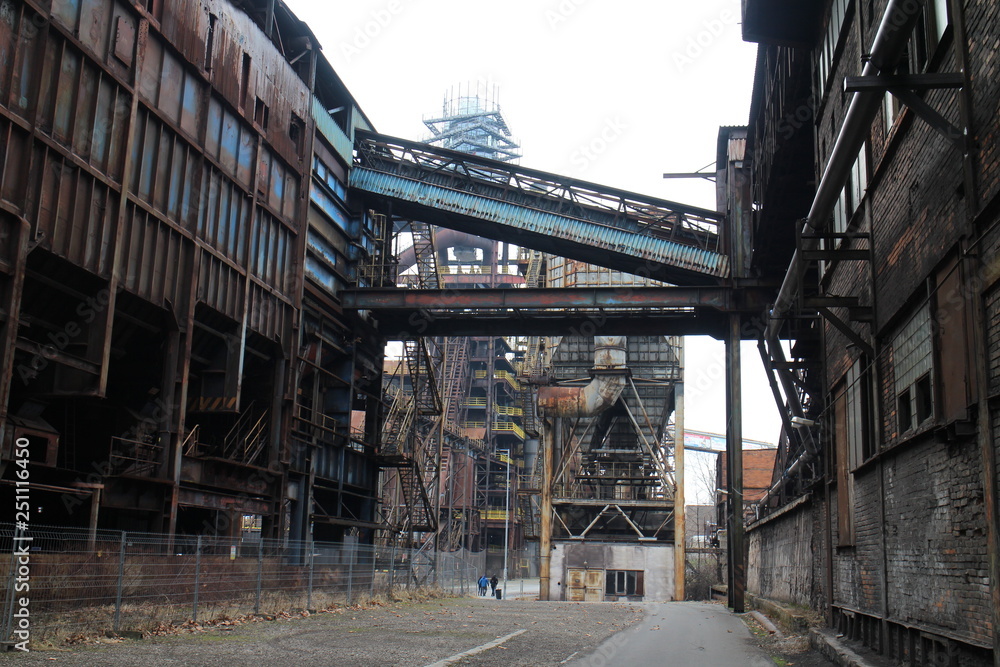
[114,531,126,632]
[408,547,414,592]
[193,535,201,623]
[369,545,375,598]
[306,538,314,611]
[347,545,353,606]
[388,543,396,597]
[254,540,264,615]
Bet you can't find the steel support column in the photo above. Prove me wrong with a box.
[539,418,555,601]
[726,314,744,612]
[674,344,686,601]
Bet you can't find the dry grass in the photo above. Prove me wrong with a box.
[20,585,457,647]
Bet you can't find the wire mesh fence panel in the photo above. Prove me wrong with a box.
[1,523,491,644]
[1,526,135,642]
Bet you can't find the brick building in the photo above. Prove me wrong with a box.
[716,448,777,528]
[742,0,1000,664]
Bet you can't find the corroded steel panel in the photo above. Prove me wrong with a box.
[198,252,245,321]
[248,283,293,354]
[36,151,119,278]
[160,0,310,170]
[119,204,193,313]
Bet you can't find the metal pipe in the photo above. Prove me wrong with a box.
[765,0,929,342]
[538,337,627,416]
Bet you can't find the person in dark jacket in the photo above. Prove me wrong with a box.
[489,575,499,596]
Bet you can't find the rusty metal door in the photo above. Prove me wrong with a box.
[567,568,586,601]
[567,568,605,601]
[584,569,604,601]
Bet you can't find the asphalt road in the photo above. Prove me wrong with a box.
[568,602,787,667]
[0,597,834,666]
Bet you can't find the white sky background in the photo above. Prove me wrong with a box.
[284,0,781,504]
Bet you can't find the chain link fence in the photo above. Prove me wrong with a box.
[0,523,486,645]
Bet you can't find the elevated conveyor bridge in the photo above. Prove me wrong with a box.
[349,131,729,286]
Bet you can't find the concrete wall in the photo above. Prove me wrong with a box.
[550,541,675,602]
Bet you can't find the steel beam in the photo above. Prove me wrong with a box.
[0,219,30,451]
[340,286,773,311]
[842,73,964,92]
[371,312,730,339]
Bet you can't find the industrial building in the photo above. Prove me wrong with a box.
[0,0,388,545]
[741,0,1000,664]
[1,0,739,580]
[3,0,997,663]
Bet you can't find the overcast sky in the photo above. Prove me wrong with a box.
[284,0,781,503]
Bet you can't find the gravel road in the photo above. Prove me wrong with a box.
[0,597,644,667]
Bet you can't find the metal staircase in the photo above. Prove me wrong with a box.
[222,403,269,466]
[408,221,441,290]
[404,338,442,416]
[441,338,472,432]
[399,457,437,532]
[381,383,415,458]
[517,491,540,540]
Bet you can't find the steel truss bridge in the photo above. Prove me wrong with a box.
[346,131,771,333]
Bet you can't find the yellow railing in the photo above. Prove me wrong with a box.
[482,509,513,521]
[493,420,526,439]
[474,370,521,390]
[461,421,526,439]
[464,399,522,416]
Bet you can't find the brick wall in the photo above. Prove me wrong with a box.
[832,465,885,613]
[967,0,1000,207]
[882,435,991,644]
[747,496,825,608]
[748,0,1000,653]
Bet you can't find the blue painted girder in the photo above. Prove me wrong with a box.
[348,132,730,286]
[350,168,729,284]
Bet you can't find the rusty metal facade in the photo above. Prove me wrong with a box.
[0,0,385,545]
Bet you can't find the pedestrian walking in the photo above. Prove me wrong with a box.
[478,574,489,596]
[489,575,498,597]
